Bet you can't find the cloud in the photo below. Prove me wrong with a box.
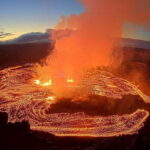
[1,28,149,50]
[0,29,74,44]
[0,31,13,38]
[0,32,51,44]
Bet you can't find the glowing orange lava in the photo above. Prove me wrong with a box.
[46,96,56,100]
[34,79,52,87]
[0,65,149,137]
[67,78,74,83]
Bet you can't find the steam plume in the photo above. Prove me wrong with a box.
[38,0,150,86]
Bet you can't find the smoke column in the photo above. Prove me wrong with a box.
[38,0,150,89]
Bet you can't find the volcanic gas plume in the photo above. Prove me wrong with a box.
[36,0,150,86]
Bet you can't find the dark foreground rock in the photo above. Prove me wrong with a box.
[0,111,150,150]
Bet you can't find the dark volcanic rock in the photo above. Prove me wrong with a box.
[0,111,8,126]
[46,95,150,116]
[0,43,54,69]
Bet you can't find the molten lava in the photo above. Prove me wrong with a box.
[34,79,52,87]
[0,65,149,137]
[46,96,56,100]
[67,78,74,83]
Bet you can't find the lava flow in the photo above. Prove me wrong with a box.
[0,65,149,137]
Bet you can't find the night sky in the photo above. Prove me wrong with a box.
[0,0,150,41]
